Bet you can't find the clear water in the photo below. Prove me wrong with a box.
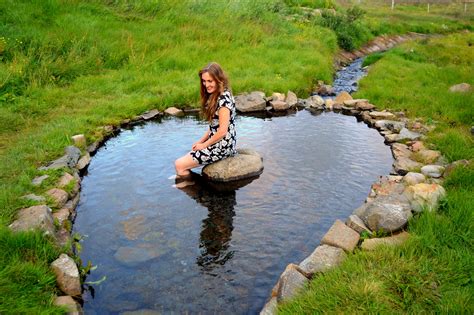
[74,110,393,314]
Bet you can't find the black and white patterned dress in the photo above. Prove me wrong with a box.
[190,90,237,165]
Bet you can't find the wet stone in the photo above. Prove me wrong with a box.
[321,220,360,252]
[114,245,168,267]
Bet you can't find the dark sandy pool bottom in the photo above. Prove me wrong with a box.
[74,110,393,314]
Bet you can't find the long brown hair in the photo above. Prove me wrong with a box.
[199,62,229,121]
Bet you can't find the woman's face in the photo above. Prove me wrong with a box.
[201,72,217,94]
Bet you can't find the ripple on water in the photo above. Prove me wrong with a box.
[74,110,392,314]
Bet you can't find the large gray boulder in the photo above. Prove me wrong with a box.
[354,194,413,233]
[235,91,267,112]
[202,148,263,182]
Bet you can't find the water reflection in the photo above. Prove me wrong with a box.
[176,176,237,269]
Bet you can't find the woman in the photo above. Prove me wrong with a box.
[175,62,237,180]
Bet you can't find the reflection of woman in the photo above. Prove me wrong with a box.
[178,179,236,268]
[175,62,237,180]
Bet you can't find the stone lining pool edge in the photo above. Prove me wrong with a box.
[7,32,442,313]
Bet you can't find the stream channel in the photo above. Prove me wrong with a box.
[74,57,394,314]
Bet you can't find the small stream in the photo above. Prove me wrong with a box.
[74,58,389,314]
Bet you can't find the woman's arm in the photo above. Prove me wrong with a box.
[193,107,230,150]
[192,130,211,150]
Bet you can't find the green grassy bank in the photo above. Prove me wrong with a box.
[279,32,473,314]
[0,0,472,313]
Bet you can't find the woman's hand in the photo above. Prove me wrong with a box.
[192,142,207,151]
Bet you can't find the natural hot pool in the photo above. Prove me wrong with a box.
[74,110,393,314]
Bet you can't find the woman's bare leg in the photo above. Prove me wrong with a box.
[175,154,200,177]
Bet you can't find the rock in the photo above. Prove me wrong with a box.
[307,95,325,109]
[416,149,441,164]
[361,111,373,124]
[286,91,298,107]
[164,107,183,116]
[56,228,72,249]
[321,220,360,252]
[403,172,426,186]
[369,111,396,120]
[391,143,411,160]
[346,214,372,234]
[114,245,167,267]
[384,134,399,143]
[32,175,49,186]
[410,141,426,152]
[53,208,71,227]
[449,83,471,93]
[58,173,75,188]
[71,134,86,148]
[375,120,405,133]
[276,264,308,302]
[334,91,352,104]
[76,153,91,171]
[343,99,369,109]
[260,297,277,315]
[235,91,267,112]
[271,92,285,102]
[9,205,55,236]
[54,296,81,315]
[51,254,81,296]
[64,195,80,214]
[46,188,69,208]
[86,141,100,154]
[21,193,46,202]
[270,100,290,111]
[325,99,334,110]
[39,146,81,170]
[369,176,405,197]
[354,195,412,233]
[361,232,410,251]
[396,128,422,141]
[356,102,375,111]
[202,148,263,182]
[393,157,423,175]
[299,245,346,275]
[405,183,446,212]
[316,84,334,96]
[141,109,161,120]
[421,165,445,178]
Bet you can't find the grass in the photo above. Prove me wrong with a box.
[278,32,473,314]
[0,0,472,313]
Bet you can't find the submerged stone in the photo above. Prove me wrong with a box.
[202,148,263,182]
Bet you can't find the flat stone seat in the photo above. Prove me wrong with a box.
[202,148,264,182]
